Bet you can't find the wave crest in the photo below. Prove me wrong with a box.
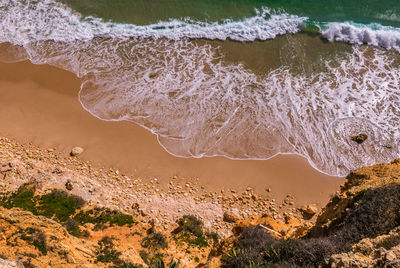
[322,22,400,52]
[0,0,306,45]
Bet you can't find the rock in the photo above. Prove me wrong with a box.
[65,180,73,191]
[353,239,373,255]
[350,134,368,144]
[70,147,84,156]
[300,204,318,215]
[223,211,241,223]
[0,258,24,268]
[385,251,397,262]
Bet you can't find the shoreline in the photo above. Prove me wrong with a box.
[0,58,344,208]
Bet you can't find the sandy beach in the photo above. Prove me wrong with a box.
[0,58,344,206]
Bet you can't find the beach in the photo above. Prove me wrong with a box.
[0,58,343,206]
[2,0,400,266]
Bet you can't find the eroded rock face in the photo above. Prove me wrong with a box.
[328,227,400,267]
[221,159,400,267]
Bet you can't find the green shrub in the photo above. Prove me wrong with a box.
[221,227,336,268]
[206,231,219,244]
[172,215,211,248]
[38,189,85,222]
[96,236,122,264]
[74,207,134,230]
[20,228,48,255]
[0,184,85,224]
[175,215,203,237]
[0,183,37,214]
[139,250,149,264]
[65,219,82,237]
[141,232,168,249]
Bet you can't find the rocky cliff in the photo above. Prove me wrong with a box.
[221,159,400,267]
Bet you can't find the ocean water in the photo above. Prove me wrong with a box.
[1,0,400,176]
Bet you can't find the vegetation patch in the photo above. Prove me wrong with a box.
[19,227,48,256]
[175,215,204,237]
[96,236,122,264]
[221,226,336,267]
[96,236,142,267]
[37,189,85,222]
[172,215,211,248]
[64,219,83,237]
[0,184,135,241]
[0,183,37,214]
[141,232,168,249]
[74,207,134,230]
[0,183,85,222]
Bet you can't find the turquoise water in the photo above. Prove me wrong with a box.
[1,0,400,177]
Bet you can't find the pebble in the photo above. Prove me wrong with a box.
[70,147,84,157]
[65,180,73,191]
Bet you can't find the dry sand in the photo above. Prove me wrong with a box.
[0,59,344,206]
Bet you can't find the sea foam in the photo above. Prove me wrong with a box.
[0,0,306,45]
[1,0,400,177]
[322,22,400,52]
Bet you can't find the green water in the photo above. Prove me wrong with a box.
[62,0,400,27]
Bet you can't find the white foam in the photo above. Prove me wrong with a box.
[21,38,400,177]
[0,0,306,45]
[322,22,400,52]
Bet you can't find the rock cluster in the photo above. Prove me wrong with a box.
[0,136,317,267]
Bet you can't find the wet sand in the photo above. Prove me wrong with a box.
[0,59,344,206]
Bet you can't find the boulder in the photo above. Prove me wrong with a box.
[70,147,84,156]
[223,211,241,223]
[300,204,318,215]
